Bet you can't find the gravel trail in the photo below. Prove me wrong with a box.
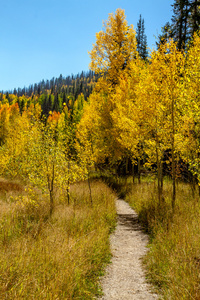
[98,199,159,300]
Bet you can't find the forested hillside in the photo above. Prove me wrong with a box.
[3,70,98,97]
[0,2,200,299]
[1,71,98,118]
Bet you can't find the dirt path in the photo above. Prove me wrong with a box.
[98,199,159,300]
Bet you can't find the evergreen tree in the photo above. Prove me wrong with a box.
[157,0,200,50]
[171,0,190,49]
[41,94,48,116]
[63,91,67,105]
[189,0,200,36]
[136,15,148,59]
[48,95,53,113]
[156,22,174,47]
[53,93,60,112]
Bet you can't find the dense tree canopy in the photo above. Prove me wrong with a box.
[1,7,200,213]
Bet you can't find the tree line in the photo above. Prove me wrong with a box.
[79,8,200,211]
[0,71,98,118]
[2,70,98,103]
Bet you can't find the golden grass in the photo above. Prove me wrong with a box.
[0,179,116,299]
[125,178,200,300]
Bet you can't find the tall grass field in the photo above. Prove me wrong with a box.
[125,177,200,300]
[0,178,116,299]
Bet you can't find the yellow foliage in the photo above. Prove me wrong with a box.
[89,8,137,85]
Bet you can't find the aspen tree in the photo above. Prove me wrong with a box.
[145,40,185,208]
[89,8,137,85]
[177,32,200,192]
[109,58,147,180]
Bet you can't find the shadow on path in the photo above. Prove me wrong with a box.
[117,213,142,231]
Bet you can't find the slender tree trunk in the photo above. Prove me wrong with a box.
[50,189,54,215]
[67,184,70,205]
[160,160,164,194]
[67,160,70,205]
[156,146,162,205]
[172,150,176,212]
[132,163,135,184]
[158,159,164,205]
[48,163,55,215]
[87,172,93,206]
[124,157,129,189]
[138,158,141,184]
[172,98,176,211]
[155,131,164,205]
[125,157,129,175]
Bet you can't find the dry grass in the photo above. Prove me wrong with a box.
[125,178,200,300]
[0,178,116,299]
[0,178,23,192]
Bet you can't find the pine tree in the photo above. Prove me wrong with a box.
[53,93,60,112]
[41,94,48,116]
[136,15,148,59]
[189,0,200,37]
[157,0,199,50]
[48,95,53,113]
[156,22,174,47]
[171,0,190,49]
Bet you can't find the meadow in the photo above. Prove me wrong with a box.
[0,178,116,299]
[123,176,200,300]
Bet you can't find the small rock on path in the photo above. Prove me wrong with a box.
[98,199,159,300]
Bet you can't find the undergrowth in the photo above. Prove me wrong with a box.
[0,178,116,299]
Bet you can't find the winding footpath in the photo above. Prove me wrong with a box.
[98,199,159,300]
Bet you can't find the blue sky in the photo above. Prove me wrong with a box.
[0,0,174,92]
